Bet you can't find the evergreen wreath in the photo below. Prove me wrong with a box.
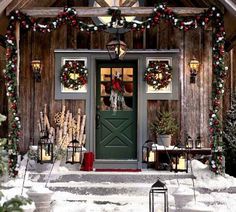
[60,61,88,90]
[144,62,172,90]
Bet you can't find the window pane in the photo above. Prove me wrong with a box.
[123,68,133,81]
[101,82,111,96]
[101,68,111,81]
[100,97,111,111]
[112,68,122,79]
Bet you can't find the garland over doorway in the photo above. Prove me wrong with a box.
[5,3,227,176]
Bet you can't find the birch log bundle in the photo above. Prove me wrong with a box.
[54,106,86,148]
[37,104,55,143]
[38,105,86,148]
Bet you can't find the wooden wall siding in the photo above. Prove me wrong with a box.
[222,50,233,119]
[200,29,212,145]
[17,14,214,151]
[0,46,8,138]
[146,27,212,147]
[19,26,86,152]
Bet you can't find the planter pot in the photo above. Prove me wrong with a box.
[172,186,194,210]
[157,134,171,147]
[27,187,53,212]
[21,202,36,212]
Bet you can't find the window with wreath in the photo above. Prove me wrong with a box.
[145,58,173,94]
[60,58,88,93]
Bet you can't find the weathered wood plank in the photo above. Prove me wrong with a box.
[6,0,31,15]
[133,30,143,49]
[121,0,137,7]
[6,0,57,14]
[184,29,202,145]
[19,30,32,152]
[95,0,109,7]
[200,29,212,147]
[0,0,13,14]
[19,7,208,17]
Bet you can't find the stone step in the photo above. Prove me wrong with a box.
[47,182,152,196]
[28,170,194,184]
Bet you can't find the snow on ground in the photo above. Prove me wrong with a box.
[1,159,236,212]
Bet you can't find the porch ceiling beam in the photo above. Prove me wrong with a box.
[20,7,208,18]
[121,0,137,7]
[0,0,13,14]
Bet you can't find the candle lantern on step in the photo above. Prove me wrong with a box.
[171,153,188,173]
[195,135,201,149]
[66,139,83,164]
[185,135,193,149]
[38,137,53,164]
[142,140,156,168]
[149,179,168,212]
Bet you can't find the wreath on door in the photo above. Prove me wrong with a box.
[60,61,88,90]
[144,62,172,90]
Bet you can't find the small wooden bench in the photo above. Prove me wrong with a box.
[151,146,211,171]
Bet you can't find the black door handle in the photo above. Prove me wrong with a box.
[96,114,100,129]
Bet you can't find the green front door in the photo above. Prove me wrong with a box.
[96,61,137,159]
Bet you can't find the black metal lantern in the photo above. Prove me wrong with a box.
[171,153,188,173]
[66,139,83,164]
[149,179,168,212]
[106,33,127,60]
[185,135,193,149]
[195,135,201,149]
[38,137,53,164]
[142,140,155,168]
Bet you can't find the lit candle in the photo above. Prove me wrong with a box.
[149,151,155,162]
[42,149,51,161]
[73,152,81,162]
[177,156,186,170]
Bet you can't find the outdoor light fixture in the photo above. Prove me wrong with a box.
[149,179,169,212]
[66,139,83,164]
[106,33,127,60]
[31,59,42,82]
[189,57,200,83]
[38,137,53,164]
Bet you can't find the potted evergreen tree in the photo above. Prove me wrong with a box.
[150,112,178,147]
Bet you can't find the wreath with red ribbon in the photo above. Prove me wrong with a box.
[144,62,172,90]
[60,61,88,90]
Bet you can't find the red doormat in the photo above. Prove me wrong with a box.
[95,169,141,172]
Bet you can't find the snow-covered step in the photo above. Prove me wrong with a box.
[47,182,152,196]
[28,170,194,184]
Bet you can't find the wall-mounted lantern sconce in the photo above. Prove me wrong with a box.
[31,59,42,82]
[106,33,127,60]
[189,57,200,83]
